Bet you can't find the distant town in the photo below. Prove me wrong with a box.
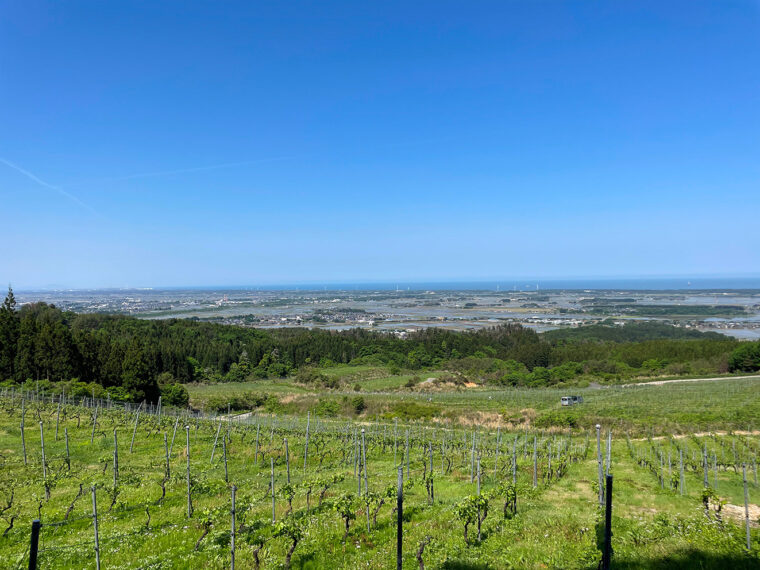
[14,286,760,339]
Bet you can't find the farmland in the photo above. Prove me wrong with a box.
[0,377,758,569]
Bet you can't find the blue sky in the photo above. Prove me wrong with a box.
[1,1,758,288]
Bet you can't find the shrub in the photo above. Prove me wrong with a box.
[728,341,760,372]
[384,402,440,420]
[351,396,366,415]
[161,383,190,407]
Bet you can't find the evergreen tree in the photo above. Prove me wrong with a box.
[121,339,158,401]
[0,286,19,379]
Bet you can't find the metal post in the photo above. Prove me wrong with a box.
[271,458,276,523]
[28,519,41,570]
[602,474,613,570]
[606,430,611,476]
[397,466,403,570]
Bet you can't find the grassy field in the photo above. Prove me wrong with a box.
[0,378,758,569]
[188,373,760,435]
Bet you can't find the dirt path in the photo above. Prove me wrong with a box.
[631,430,760,441]
[621,374,760,388]
[722,502,760,527]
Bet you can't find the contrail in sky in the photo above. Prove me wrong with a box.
[61,155,299,187]
[0,158,101,216]
[58,136,456,188]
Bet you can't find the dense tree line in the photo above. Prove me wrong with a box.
[0,288,545,400]
[0,287,756,402]
[542,320,725,343]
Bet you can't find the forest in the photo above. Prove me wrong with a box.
[1,288,758,404]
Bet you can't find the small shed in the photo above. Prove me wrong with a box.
[561,395,584,406]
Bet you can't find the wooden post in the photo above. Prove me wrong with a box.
[284,437,290,484]
[429,443,434,504]
[55,402,61,442]
[394,418,398,466]
[223,432,229,483]
[21,402,27,466]
[602,475,613,570]
[113,429,119,488]
[271,458,276,523]
[91,406,98,444]
[130,410,139,453]
[397,466,403,570]
[533,437,537,488]
[470,432,475,483]
[406,429,410,478]
[92,486,101,570]
[362,429,370,532]
[185,426,192,517]
[230,485,237,570]
[513,437,517,485]
[164,433,170,479]
[39,422,47,489]
[303,411,310,473]
[29,519,41,570]
[254,422,260,466]
[169,417,179,458]
[596,425,603,506]
[679,448,685,495]
[362,429,368,494]
[713,453,718,489]
[157,396,162,425]
[744,464,751,551]
[211,420,222,463]
[493,428,500,476]
[65,427,70,471]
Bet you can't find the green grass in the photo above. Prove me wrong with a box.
[188,375,760,435]
[0,384,758,569]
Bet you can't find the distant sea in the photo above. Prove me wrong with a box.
[178,277,760,292]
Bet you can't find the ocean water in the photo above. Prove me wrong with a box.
[185,277,760,292]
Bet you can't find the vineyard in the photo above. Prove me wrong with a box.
[0,386,758,569]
